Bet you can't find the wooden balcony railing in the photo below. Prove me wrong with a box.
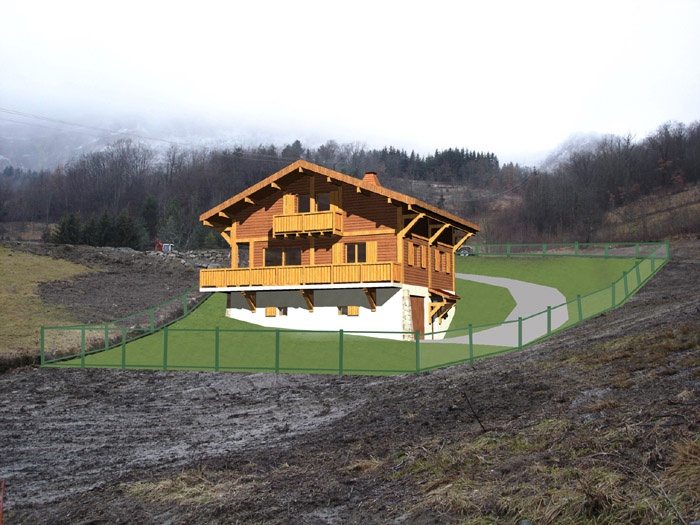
[200,262,402,289]
[273,210,342,236]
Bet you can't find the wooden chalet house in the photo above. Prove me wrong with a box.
[199,160,479,339]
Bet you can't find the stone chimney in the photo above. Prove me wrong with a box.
[362,171,381,187]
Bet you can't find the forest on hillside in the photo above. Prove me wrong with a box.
[1,120,698,248]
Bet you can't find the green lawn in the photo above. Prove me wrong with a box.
[48,254,663,374]
[453,256,645,330]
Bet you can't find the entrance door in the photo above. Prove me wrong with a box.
[410,295,425,340]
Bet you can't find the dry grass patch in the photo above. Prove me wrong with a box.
[125,469,263,507]
[0,246,94,357]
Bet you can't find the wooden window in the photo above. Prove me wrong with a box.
[434,248,440,272]
[278,307,288,316]
[237,243,249,269]
[298,194,311,213]
[265,247,302,267]
[285,247,301,265]
[420,245,427,269]
[265,247,283,267]
[407,242,415,266]
[346,243,366,263]
[446,252,451,274]
[338,305,360,316]
[316,192,331,211]
[265,307,277,317]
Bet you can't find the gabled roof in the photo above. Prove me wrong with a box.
[200,160,479,233]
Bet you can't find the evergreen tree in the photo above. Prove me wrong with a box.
[140,196,159,242]
[52,212,82,244]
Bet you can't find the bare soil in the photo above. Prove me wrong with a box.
[1,239,699,524]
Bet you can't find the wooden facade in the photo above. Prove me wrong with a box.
[199,160,479,334]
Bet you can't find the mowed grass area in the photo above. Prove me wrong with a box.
[1,246,94,357]
[48,255,654,374]
[451,255,645,332]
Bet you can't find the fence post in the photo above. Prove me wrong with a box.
[163,326,168,371]
[518,317,523,349]
[623,271,629,297]
[635,263,641,287]
[651,256,656,272]
[547,306,552,335]
[149,308,155,332]
[338,329,344,376]
[611,282,616,308]
[215,327,220,372]
[506,242,511,258]
[605,243,609,259]
[574,241,579,256]
[81,326,86,368]
[635,243,639,259]
[577,295,583,322]
[104,323,109,351]
[183,293,188,316]
[40,327,45,366]
[468,324,474,366]
[415,330,421,372]
[542,243,546,257]
[121,327,127,369]
[275,329,280,374]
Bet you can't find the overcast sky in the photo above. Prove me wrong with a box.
[2,0,699,163]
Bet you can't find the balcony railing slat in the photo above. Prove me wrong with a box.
[201,262,400,288]
[273,211,342,236]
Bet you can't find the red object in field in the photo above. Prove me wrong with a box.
[154,238,163,252]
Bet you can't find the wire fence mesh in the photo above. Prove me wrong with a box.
[42,241,669,375]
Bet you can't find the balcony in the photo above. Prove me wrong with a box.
[273,210,342,237]
[200,262,402,289]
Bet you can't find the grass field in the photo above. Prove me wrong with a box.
[452,255,645,332]
[47,254,657,374]
[1,246,94,357]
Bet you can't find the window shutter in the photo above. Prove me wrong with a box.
[420,245,427,268]
[332,242,343,264]
[367,241,378,263]
[330,190,340,208]
[348,305,360,316]
[265,307,277,317]
[407,242,414,266]
[283,193,294,214]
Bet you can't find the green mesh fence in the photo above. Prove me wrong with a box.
[42,241,669,375]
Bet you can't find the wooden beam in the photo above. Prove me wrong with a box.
[300,290,314,311]
[219,229,233,247]
[271,182,281,190]
[244,197,255,205]
[429,223,450,245]
[453,231,475,253]
[363,287,377,312]
[241,291,256,312]
[398,213,425,238]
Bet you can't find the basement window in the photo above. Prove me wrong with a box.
[338,306,360,316]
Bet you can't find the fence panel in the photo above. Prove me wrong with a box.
[41,241,669,375]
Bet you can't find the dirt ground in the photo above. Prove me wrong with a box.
[1,239,699,523]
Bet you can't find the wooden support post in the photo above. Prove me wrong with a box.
[300,289,314,311]
[363,287,377,312]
